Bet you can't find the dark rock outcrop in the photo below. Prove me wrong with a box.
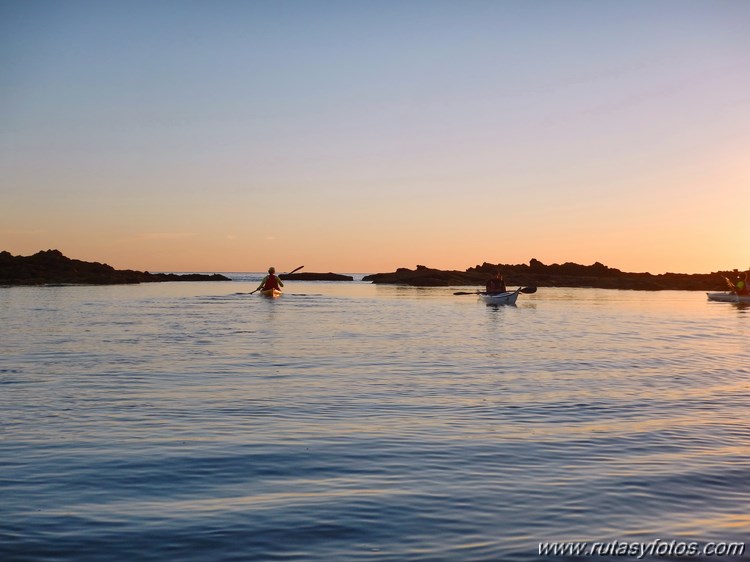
[0,250,231,286]
[363,265,473,287]
[279,272,353,281]
[363,259,735,291]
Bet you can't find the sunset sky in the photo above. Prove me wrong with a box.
[2,0,749,274]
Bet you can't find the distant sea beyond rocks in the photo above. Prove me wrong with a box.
[0,250,231,285]
[364,260,734,291]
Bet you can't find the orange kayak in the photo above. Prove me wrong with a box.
[260,288,282,298]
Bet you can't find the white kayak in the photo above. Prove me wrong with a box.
[480,288,521,306]
[707,292,750,303]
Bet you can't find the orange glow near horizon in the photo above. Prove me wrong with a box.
[2,2,749,275]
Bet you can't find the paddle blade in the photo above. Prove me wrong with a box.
[520,286,537,294]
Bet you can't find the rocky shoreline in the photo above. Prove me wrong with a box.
[280,272,353,281]
[363,259,736,291]
[0,250,231,286]
[2,251,739,291]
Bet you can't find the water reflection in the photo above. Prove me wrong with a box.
[2,282,749,561]
[707,300,750,314]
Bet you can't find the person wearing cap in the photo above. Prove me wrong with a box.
[486,270,507,295]
[257,267,284,293]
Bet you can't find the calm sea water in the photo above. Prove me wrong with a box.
[1,277,749,561]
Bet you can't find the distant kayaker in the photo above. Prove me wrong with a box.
[735,272,748,295]
[486,270,507,294]
[257,267,284,293]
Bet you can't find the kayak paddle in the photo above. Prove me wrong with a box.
[249,265,304,295]
[453,286,537,296]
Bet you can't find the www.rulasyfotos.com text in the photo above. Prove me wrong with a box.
[539,539,745,559]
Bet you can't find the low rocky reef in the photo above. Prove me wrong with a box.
[0,250,231,286]
[363,259,735,291]
[280,272,353,281]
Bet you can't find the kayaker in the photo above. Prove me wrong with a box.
[257,267,284,293]
[735,272,749,295]
[486,270,507,294]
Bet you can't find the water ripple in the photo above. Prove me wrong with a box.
[1,285,748,560]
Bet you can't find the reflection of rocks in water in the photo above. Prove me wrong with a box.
[363,260,732,291]
[0,249,231,285]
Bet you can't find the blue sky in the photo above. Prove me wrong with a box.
[2,0,749,272]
